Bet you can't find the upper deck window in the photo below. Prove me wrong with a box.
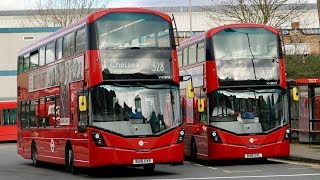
[212,27,280,81]
[212,27,279,61]
[39,46,45,66]
[95,12,172,49]
[30,51,39,70]
[63,32,75,57]
[46,41,55,64]
[55,38,63,60]
[75,28,86,53]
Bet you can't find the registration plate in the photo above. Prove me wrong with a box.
[133,158,153,164]
[245,153,262,158]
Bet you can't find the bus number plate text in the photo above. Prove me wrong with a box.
[245,153,262,158]
[133,158,153,164]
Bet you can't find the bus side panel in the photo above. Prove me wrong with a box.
[0,125,17,141]
[72,132,90,167]
[21,130,34,160]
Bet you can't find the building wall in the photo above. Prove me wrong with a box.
[0,28,59,99]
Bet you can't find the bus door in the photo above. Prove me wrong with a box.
[72,92,89,162]
[193,90,209,159]
[19,101,31,154]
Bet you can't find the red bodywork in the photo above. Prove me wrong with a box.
[0,101,17,142]
[17,8,183,168]
[179,23,289,160]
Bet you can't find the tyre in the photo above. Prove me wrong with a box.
[191,141,197,162]
[66,148,77,174]
[143,164,155,173]
[31,143,40,167]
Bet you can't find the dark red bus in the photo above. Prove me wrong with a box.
[0,100,17,141]
[178,23,289,161]
[17,8,184,174]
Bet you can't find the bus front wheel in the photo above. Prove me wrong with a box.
[66,147,77,174]
[191,141,197,162]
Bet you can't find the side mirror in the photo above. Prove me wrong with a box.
[293,87,299,101]
[78,121,87,133]
[78,95,87,112]
[198,99,205,112]
[187,83,194,98]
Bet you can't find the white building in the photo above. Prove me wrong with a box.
[0,27,59,99]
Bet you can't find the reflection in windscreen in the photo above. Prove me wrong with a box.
[213,27,279,60]
[90,84,180,136]
[95,12,172,49]
[216,59,279,81]
[212,27,280,81]
[208,89,288,134]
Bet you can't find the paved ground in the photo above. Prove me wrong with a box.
[1,142,320,179]
[289,143,320,163]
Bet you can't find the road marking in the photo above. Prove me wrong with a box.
[0,146,15,149]
[184,161,191,164]
[208,167,217,170]
[151,173,320,180]
[269,158,301,165]
[223,170,262,173]
[288,167,309,170]
[194,164,204,167]
[270,158,320,169]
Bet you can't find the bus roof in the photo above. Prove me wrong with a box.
[18,7,172,56]
[179,23,279,48]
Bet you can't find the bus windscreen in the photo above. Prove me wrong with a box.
[212,27,280,81]
[95,12,173,78]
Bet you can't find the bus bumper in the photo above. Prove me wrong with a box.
[208,140,290,160]
[87,143,184,167]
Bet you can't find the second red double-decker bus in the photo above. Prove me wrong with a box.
[17,8,184,174]
[178,23,289,161]
[0,100,17,141]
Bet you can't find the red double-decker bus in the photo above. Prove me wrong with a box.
[0,100,17,141]
[178,23,289,161]
[17,8,184,174]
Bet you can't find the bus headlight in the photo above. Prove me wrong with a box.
[92,131,106,147]
[284,128,290,140]
[177,130,185,144]
[210,131,222,143]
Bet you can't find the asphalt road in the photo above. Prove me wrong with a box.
[1,142,320,180]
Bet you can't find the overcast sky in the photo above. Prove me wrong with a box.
[0,0,317,10]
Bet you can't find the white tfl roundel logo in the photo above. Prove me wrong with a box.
[249,138,256,143]
[138,140,144,146]
[138,140,148,146]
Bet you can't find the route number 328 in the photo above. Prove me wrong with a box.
[152,62,164,72]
